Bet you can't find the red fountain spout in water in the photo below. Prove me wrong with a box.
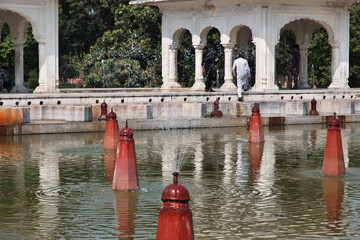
[103,108,119,150]
[98,100,108,121]
[210,98,223,118]
[322,113,345,176]
[309,98,319,116]
[248,105,264,143]
[156,172,194,240]
[112,121,139,191]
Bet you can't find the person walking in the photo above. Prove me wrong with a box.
[202,44,218,92]
[232,52,250,101]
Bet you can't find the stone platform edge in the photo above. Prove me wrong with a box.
[1,114,360,135]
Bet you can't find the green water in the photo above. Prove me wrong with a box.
[0,124,359,239]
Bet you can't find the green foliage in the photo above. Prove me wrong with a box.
[349,1,360,87]
[207,28,224,86]
[27,69,39,89]
[81,3,162,88]
[307,28,331,88]
[24,25,39,82]
[177,31,195,87]
[0,24,14,75]
[276,30,296,79]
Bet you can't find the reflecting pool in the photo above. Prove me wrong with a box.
[0,123,360,239]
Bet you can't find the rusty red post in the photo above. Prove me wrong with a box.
[98,100,108,121]
[248,105,264,143]
[104,149,117,181]
[309,98,319,116]
[112,122,139,191]
[248,142,264,180]
[210,98,223,118]
[114,191,137,238]
[103,108,119,150]
[322,113,345,176]
[156,172,194,240]
[322,177,344,223]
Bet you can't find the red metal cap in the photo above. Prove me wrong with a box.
[328,113,340,126]
[107,108,117,119]
[120,122,133,136]
[101,100,107,108]
[311,98,317,104]
[161,173,190,202]
[252,105,260,114]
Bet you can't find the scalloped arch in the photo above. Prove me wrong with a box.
[172,28,192,45]
[279,18,335,46]
[199,26,220,46]
[0,8,40,41]
[229,25,253,46]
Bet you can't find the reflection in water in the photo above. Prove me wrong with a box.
[0,125,360,239]
[235,143,248,188]
[114,191,137,239]
[248,143,264,181]
[104,150,117,181]
[322,177,344,233]
[223,136,233,185]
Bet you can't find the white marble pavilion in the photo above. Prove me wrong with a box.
[130,0,357,92]
[0,0,58,93]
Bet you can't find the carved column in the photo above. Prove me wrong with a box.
[329,44,341,88]
[220,44,237,91]
[191,45,205,90]
[298,45,311,89]
[164,42,181,89]
[11,41,28,92]
[34,40,47,93]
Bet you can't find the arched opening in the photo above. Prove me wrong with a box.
[307,28,332,88]
[277,19,333,89]
[233,26,255,88]
[0,23,14,91]
[177,30,195,87]
[24,23,39,90]
[0,9,40,92]
[203,28,224,91]
[275,29,296,88]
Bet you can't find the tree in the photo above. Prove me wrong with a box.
[81,3,162,88]
[307,28,332,88]
[349,1,360,87]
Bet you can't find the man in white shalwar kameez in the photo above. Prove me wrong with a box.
[232,53,250,101]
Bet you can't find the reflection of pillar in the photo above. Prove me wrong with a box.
[191,45,205,90]
[38,150,60,235]
[220,44,237,91]
[298,45,310,89]
[342,129,349,168]
[104,150,117,181]
[114,191,137,238]
[223,141,233,185]
[322,177,344,232]
[166,43,181,89]
[194,143,203,183]
[161,142,175,183]
[12,41,28,92]
[248,143,264,181]
[235,143,249,187]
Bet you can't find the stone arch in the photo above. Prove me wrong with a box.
[0,8,41,41]
[172,28,192,46]
[279,18,335,47]
[200,26,216,46]
[278,18,335,89]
